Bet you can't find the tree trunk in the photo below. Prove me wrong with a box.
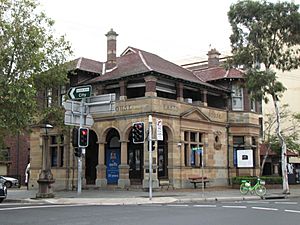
[260,144,270,176]
[273,96,289,194]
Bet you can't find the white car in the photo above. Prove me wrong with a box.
[0,178,7,203]
[0,176,19,188]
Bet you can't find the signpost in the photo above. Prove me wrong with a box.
[156,119,163,141]
[63,87,116,195]
[68,85,92,99]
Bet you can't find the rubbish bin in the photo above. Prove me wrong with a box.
[288,173,296,184]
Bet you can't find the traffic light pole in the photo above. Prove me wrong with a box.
[148,115,153,200]
[77,99,84,195]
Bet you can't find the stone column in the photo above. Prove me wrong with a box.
[95,84,104,95]
[202,90,208,106]
[96,142,107,187]
[119,81,127,101]
[176,82,184,102]
[144,75,157,97]
[118,140,130,188]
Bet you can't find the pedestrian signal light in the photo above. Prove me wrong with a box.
[74,147,82,157]
[79,127,89,147]
[132,122,144,144]
[72,127,78,147]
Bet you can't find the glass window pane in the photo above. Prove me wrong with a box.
[51,147,57,167]
[190,132,196,142]
[60,146,64,167]
[184,132,189,141]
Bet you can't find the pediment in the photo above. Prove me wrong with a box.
[181,108,210,122]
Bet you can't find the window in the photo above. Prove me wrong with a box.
[251,137,257,167]
[250,99,256,112]
[46,88,52,107]
[233,136,245,167]
[50,135,64,167]
[232,84,243,111]
[59,85,66,106]
[183,131,204,167]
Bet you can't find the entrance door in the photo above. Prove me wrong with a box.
[128,144,143,183]
[158,128,168,179]
[106,148,120,184]
[85,130,98,184]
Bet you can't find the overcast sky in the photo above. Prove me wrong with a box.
[39,0,299,64]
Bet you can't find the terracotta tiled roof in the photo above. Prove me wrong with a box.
[260,144,277,156]
[193,67,244,82]
[68,57,103,74]
[260,143,299,156]
[87,47,225,91]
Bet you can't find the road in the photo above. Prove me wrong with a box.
[0,198,299,225]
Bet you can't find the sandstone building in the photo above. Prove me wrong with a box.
[29,29,262,190]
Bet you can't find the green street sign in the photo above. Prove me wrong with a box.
[68,85,92,99]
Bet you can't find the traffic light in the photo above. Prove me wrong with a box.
[79,128,89,147]
[132,122,144,143]
[72,127,78,147]
[74,148,82,157]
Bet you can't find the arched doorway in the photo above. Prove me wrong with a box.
[158,128,168,179]
[85,130,98,185]
[105,129,121,184]
[128,130,143,184]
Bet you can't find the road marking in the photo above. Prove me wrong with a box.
[246,201,269,204]
[285,209,300,214]
[252,207,278,211]
[274,202,298,205]
[222,205,247,209]
[167,204,189,207]
[193,205,217,208]
[0,204,85,211]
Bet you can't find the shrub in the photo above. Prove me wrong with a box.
[231,176,282,185]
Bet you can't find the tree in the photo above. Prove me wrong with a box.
[0,0,72,145]
[261,105,300,176]
[228,0,300,194]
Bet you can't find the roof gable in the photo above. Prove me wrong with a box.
[181,108,211,122]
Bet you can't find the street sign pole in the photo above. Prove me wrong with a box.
[148,115,153,200]
[77,99,84,195]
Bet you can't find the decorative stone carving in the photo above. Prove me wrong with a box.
[213,131,222,150]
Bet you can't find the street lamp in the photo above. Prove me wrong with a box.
[36,123,55,198]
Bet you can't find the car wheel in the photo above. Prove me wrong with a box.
[4,181,12,188]
[0,198,4,203]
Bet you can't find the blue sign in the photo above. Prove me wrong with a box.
[192,147,203,155]
[106,149,120,184]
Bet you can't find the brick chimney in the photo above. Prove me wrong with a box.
[207,48,220,68]
[105,29,118,71]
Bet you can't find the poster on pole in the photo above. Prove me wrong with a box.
[156,119,163,141]
[237,149,253,168]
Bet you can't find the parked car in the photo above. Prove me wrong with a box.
[0,176,19,188]
[0,177,7,203]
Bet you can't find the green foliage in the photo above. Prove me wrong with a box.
[232,176,282,185]
[228,0,300,102]
[264,104,300,153]
[0,0,72,138]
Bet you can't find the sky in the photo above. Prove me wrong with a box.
[39,0,299,64]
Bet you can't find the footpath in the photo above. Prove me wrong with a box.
[4,185,300,206]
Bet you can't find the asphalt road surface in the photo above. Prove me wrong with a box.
[0,198,299,225]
